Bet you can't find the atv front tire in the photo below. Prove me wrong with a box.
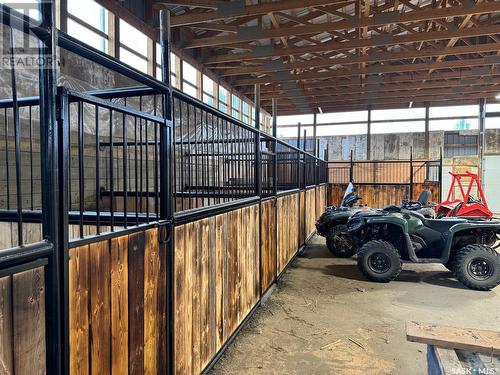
[326,225,356,258]
[357,240,402,283]
[453,244,500,291]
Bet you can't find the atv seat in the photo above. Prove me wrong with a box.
[422,217,467,232]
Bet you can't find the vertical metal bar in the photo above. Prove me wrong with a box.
[222,119,226,202]
[145,120,150,222]
[254,84,261,197]
[95,106,101,233]
[180,103,185,211]
[109,109,114,231]
[159,11,174,375]
[8,25,23,246]
[29,106,34,210]
[184,102,191,209]
[366,105,372,160]
[77,101,84,238]
[424,102,430,160]
[134,117,139,225]
[409,147,414,200]
[4,108,10,210]
[38,1,64,372]
[349,149,353,183]
[123,111,128,228]
[478,98,486,187]
[160,9,173,219]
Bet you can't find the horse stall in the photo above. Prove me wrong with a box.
[0,5,328,374]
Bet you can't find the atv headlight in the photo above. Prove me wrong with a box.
[347,218,363,232]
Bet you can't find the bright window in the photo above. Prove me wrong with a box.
[231,94,241,119]
[219,86,228,113]
[202,75,215,107]
[429,119,479,131]
[317,111,367,124]
[372,121,425,134]
[371,108,425,121]
[119,19,149,73]
[278,114,314,126]
[242,101,250,124]
[182,61,198,98]
[429,105,478,118]
[67,0,108,52]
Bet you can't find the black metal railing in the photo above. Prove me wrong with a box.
[328,151,442,199]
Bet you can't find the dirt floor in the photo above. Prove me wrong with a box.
[210,235,500,375]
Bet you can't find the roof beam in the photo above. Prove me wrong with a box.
[170,0,349,27]
[184,2,500,48]
[221,42,500,77]
[260,76,500,100]
[204,23,500,64]
[153,0,220,9]
[232,56,500,86]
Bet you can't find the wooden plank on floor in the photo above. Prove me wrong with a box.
[0,276,13,375]
[69,245,90,375]
[90,240,111,375]
[12,267,46,375]
[407,322,500,355]
[434,346,464,375]
[111,235,129,375]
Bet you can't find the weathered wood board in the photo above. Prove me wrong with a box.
[173,204,260,375]
[260,198,277,294]
[0,267,47,375]
[277,192,299,274]
[407,321,500,355]
[68,226,167,375]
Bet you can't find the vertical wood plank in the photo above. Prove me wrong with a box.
[157,226,168,375]
[199,218,209,369]
[89,240,111,375]
[173,225,186,375]
[208,216,217,361]
[12,267,46,375]
[0,276,13,375]
[192,221,202,374]
[69,245,90,375]
[129,231,145,375]
[215,214,226,351]
[184,222,193,375]
[144,228,159,375]
[110,235,129,375]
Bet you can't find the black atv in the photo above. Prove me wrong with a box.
[347,208,500,290]
[316,183,434,258]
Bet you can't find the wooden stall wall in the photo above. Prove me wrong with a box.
[260,198,277,294]
[68,227,167,375]
[174,204,260,375]
[315,185,327,219]
[328,183,440,209]
[305,188,316,239]
[0,267,46,374]
[277,193,299,274]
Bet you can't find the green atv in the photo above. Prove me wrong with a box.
[346,208,500,290]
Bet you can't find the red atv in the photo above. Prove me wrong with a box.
[435,171,493,219]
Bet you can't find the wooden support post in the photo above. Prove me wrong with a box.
[424,102,430,159]
[313,113,317,157]
[478,98,486,186]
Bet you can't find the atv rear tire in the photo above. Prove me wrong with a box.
[453,244,500,291]
[357,240,402,283]
[326,225,356,258]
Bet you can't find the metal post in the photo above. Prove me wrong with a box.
[160,9,173,220]
[409,147,414,200]
[478,98,486,187]
[349,149,354,183]
[160,10,175,375]
[366,105,372,160]
[424,102,430,160]
[439,147,443,202]
[39,1,63,373]
[254,84,262,196]
[272,98,278,195]
[297,124,301,189]
[303,129,307,188]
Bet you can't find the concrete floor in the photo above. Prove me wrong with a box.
[210,235,500,375]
